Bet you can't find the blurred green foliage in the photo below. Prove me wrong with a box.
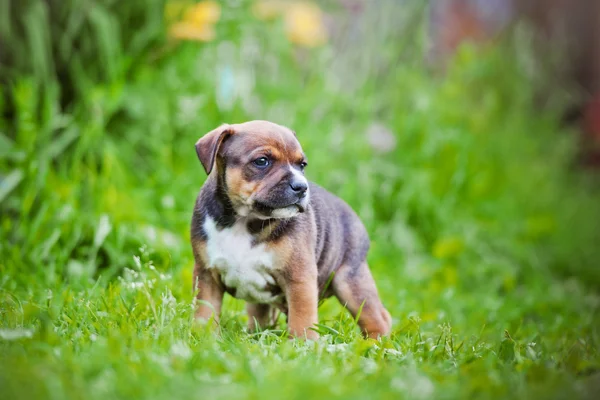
[0,0,166,104]
[1,1,599,399]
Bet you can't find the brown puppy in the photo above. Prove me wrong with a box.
[191,120,391,339]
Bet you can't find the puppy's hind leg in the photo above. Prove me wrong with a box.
[332,262,391,339]
[247,303,278,331]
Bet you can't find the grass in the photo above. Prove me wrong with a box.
[1,1,600,399]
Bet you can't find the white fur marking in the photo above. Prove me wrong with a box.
[271,206,300,219]
[203,217,281,303]
[237,205,251,217]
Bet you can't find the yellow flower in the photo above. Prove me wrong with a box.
[284,2,327,47]
[185,0,221,25]
[166,1,221,42]
[169,21,216,41]
[252,1,328,47]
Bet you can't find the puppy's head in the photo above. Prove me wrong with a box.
[195,120,309,219]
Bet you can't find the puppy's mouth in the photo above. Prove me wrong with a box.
[253,201,305,218]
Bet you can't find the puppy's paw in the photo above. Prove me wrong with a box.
[289,327,320,341]
[363,308,392,339]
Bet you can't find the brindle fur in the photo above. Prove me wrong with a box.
[191,120,391,339]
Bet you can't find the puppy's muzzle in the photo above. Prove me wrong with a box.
[289,178,308,199]
[252,176,310,218]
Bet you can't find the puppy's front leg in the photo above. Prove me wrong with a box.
[285,263,319,340]
[193,262,223,324]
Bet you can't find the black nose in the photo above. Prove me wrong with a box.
[290,180,308,195]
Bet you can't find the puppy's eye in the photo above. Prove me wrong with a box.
[300,161,308,170]
[253,157,270,168]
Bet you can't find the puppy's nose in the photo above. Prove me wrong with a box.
[290,180,308,195]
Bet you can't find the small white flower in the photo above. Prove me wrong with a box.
[94,215,112,248]
[161,289,176,307]
[391,369,435,399]
[170,341,192,360]
[161,195,175,209]
[129,282,144,289]
[384,348,403,357]
[326,343,348,353]
[359,357,379,374]
[0,328,34,340]
[133,256,142,269]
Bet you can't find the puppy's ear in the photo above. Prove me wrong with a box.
[195,124,234,175]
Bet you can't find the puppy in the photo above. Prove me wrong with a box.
[191,120,391,339]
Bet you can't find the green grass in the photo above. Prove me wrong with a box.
[1,2,600,399]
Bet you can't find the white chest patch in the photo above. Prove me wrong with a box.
[203,216,282,304]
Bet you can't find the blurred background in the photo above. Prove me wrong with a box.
[2,0,599,285]
[2,1,600,398]
[0,0,600,296]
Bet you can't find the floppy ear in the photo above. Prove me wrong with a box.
[195,124,234,175]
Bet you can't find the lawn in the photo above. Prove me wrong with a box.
[1,1,600,399]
